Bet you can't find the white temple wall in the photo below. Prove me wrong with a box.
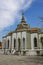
[31,33,38,50]
[39,34,43,49]
[6,36,11,49]
[22,32,26,49]
[12,32,26,51]
[2,38,6,49]
[12,33,16,50]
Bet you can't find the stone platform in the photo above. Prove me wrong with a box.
[0,54,43,65]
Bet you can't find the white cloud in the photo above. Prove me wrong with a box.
[0,0,33,31]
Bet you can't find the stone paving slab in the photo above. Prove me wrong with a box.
[0,55,43,65]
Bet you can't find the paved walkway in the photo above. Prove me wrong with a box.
[0,55,43,65]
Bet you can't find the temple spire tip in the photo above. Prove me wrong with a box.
[21,12,26,23]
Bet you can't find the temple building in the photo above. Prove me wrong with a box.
[2,13,43,55]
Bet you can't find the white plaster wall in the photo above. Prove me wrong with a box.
[12,32,26,50]
[12,33,16,39]
[26,50,37,55]
[12,33,16,49]
[12,32,22,50]
[22,32,26,49]
[31,33,38,50]
[17,32,21,50]
[39,34,43,49]
[6,36,11,49]
[39,34,43,38]
[22,32,26,38]
[2,38,6,49]
[17,32,21,39]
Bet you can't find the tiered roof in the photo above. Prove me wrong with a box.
[3,13,41,37]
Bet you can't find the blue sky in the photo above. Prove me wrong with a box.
[0,0,43,41]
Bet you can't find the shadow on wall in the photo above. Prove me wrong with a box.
[0,41,2,49]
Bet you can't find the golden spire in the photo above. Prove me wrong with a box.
[21,12,26,23]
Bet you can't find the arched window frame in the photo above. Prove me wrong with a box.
[40,37,43,46]
[18,38,21,51]
[23,38,25,49]
[7,39,9,49]
[14,39,16,49]
[34,37,37,48]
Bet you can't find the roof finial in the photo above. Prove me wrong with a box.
[21,11,26,23]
